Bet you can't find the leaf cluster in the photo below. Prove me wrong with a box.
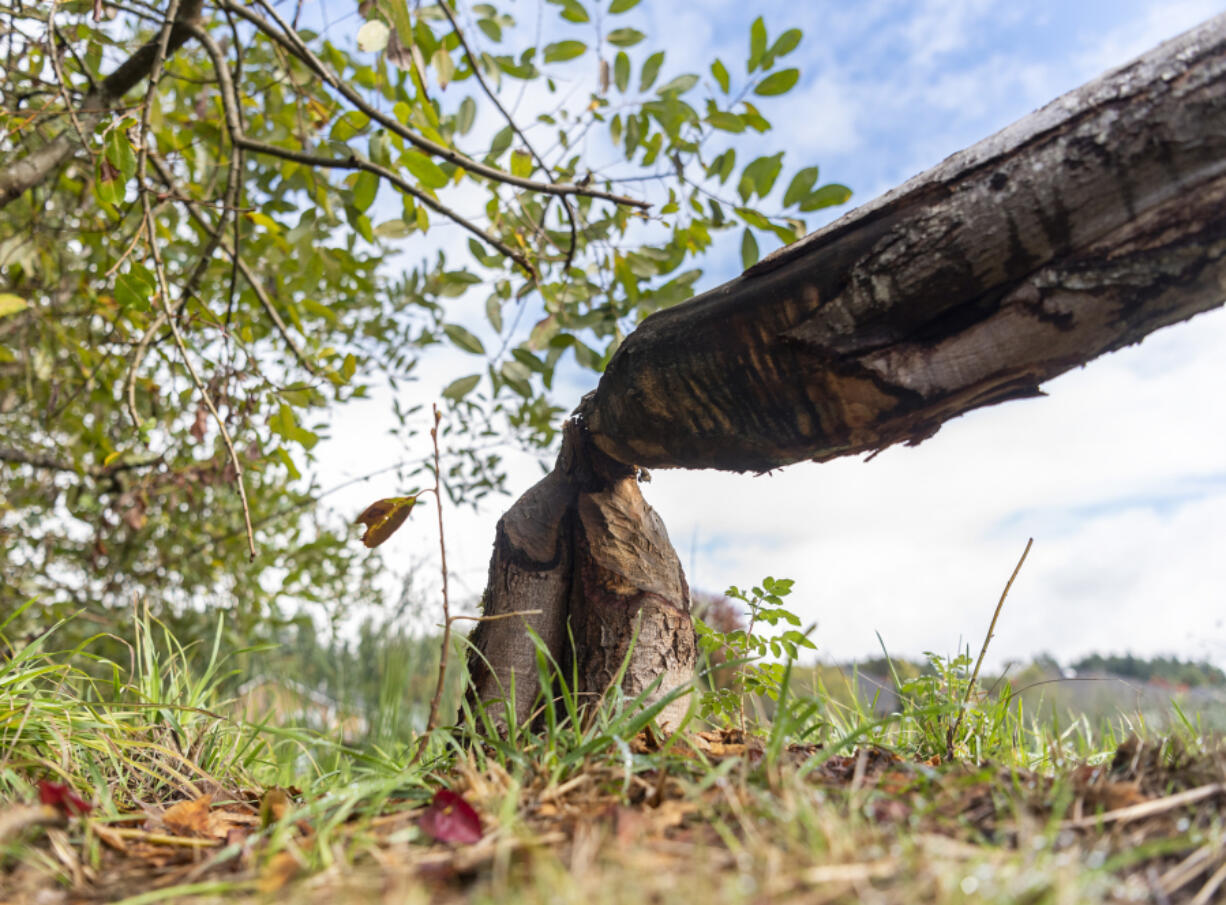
[0,0,845,633]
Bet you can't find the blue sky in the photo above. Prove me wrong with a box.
[317,0,1226,668]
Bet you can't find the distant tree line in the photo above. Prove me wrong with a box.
[1070,654,1226,688]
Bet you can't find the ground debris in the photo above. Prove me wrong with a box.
[2,734,1225,904]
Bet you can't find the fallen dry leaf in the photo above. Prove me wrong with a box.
[38,780,93,817]
[418,789,482,844]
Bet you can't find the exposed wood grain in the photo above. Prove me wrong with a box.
[474,15,1226,727]
[584,14,1226,472]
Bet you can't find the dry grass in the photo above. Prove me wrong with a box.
[3,607,1226,905]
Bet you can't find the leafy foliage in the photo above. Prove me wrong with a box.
[0,1,843,635]
[696,575,816,726]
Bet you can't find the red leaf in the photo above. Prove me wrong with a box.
[418,789,482,844]
[38,780,93,816]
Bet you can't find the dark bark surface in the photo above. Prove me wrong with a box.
[473,15,1226,726]
[584,14,1226,472]
[467,420,693,729]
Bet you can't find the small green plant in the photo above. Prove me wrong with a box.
[695,576,816,728]
[889,649,1016,762]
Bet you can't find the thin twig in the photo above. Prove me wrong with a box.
[448,609,543,625]
[134,0,256,561]
[1060,782,1226,830]
[426,405,451,732]
[176,26,242,307]
[45,2,95,163]
[220,0,648,209]
[0,444,162,476]
[145,152,317,376]
[232,134,538,277]
[947,537,1033,758]
[437,0,578,271]
[410,405,452,766]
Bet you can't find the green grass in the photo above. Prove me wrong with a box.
[2,603,1224,905]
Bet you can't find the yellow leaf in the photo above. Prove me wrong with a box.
[0,293,27,318]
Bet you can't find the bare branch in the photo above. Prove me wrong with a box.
[0,445,162,476]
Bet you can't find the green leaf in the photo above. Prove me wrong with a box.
[783,166,817,207]
[754,68,799,96]
[800,183,852,211]
[609,0,640,12]
[485,294,503,333]
[432,47,455,89]
[639,50,664,91]
[373,218,411,239]
[114,270,154,310]
[330,110,370,141]
[456,96,476,134]
[476,18,501,42]
[740,228,759,270]
[740,100,770,132]
[488,125,514,159]
[656,73,697,96]
[104,129,135,183]
[544,40,587,63]
[739,152,782,201]
[0,293,27,318]
[510,149,533,178]
[711,58,730,93]
[706,110,744,133]
[607,28,645,47]
[548,0,590,23]
[748,16,767,71]
[770,28,802,59]
[442,373,481,400]
[402,150,448,189]
[613,51,630,92]
[528,314,559,350]
[352,171,378,211]
[443,323,486,355]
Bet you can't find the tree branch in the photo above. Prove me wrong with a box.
[218,0,649,210]
[145,151,319,377]
[584,14,1226,472]
[437,0,579,271]
[0,445,162,476]
[135,0,257,561]
[0,0,204,208]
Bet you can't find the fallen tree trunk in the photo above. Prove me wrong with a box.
[471,14,1226,727]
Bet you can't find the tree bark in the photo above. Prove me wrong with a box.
[467,418,692,730]
[472,15,1226,725]
[587,13,1226,472]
